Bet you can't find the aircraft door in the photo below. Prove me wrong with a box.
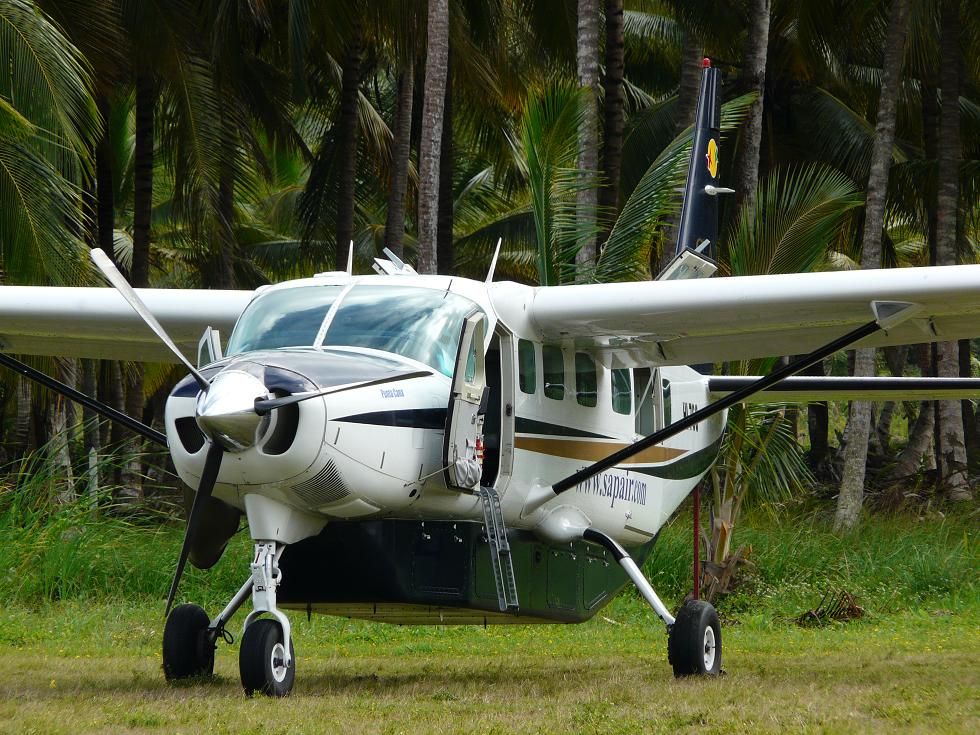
[443,312,487,491]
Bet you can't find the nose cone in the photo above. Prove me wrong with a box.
[196,370,269,451]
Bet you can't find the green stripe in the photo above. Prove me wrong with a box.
[626,437,722,480]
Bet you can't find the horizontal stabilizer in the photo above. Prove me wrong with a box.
[709,376,980,403]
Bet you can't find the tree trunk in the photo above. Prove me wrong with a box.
[416,0,450,275]
[803,360,830,471]
[575,0,600,270]
[384,59,415,258]
[127,71,154,502]
[436,62,454,276]
[960,338,976,462]
[734,0,771,216]
[81,358,100,455]
[675,30,703,135]
[96,96,115,259]
[336,27,363,270]
[132,73,154,288]
[656,29,703,275]
[833,0,911,532]
[14,374,33,456]
[597,0,625,246]
[890,402,935,481]
[48,359,75,503]
[934,0,970,501]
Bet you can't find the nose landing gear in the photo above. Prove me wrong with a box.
[162,540,295,696]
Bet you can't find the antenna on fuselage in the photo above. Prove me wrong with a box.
[485,238,502,284]
[346,240,354,275]
[372,247,419,276]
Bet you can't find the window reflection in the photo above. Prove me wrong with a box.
[226,286,343,355]
[321,286,483,377]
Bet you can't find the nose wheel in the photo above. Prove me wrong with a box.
[240,618,295,697]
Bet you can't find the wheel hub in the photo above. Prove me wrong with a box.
[270,642,288,683]
[702,626,716,670]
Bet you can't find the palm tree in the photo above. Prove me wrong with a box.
[575,0,600,267]
[933,0,970,501]
[417,0,450,274]
[835,0,912,532]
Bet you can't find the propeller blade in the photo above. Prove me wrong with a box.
[90,248,210,392]
[253,370,431,415]
[165,441,224,616]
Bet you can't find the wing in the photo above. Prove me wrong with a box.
[0,286,253,363]
[523,265,980,366]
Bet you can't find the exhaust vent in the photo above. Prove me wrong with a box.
[291,459,350,507]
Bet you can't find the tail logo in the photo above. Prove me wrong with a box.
[706,138,719,178]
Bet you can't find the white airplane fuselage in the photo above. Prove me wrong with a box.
[165,272,725,555]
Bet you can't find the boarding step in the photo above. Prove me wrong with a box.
[478,486,519,612]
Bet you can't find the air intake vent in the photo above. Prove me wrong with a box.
[175,417,206,453]
[291,459,350,507]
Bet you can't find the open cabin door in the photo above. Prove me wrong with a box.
[443,313,487,490]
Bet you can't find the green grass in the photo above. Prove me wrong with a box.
[0,473,977,732]
[0,599,976,734]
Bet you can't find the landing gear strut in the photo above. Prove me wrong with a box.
[583,527,722,678]
[162,541,296,696]
[239,540,294,697]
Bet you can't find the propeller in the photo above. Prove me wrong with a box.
[165,441,224,615]
[90,248,211,392]
[253,370,431,415]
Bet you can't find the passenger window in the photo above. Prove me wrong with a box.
[633,367,655,436]
[518,340,536,394]
[662,379,671,425]
[575,353,597,407]
[612,368,631,415]
[543,345,565,400]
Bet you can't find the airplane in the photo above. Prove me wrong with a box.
[3,60,980,697]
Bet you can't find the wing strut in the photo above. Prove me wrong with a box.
[524,304,916,514]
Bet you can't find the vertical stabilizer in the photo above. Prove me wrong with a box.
[674,59,723,259]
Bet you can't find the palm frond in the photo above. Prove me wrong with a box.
[723,163,862,277]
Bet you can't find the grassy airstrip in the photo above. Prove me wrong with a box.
[0,505,976,734]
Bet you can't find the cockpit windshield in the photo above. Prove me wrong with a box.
[225,283,483,377]
[321,286,481,377]
[226,286,342,355]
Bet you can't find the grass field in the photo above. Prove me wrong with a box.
[0,506,976,734]
[0,598,976,734]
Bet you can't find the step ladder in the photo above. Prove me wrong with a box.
[478,486,519,612]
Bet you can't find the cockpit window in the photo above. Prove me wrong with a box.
[321,285,483,377]
[226,286,343,355]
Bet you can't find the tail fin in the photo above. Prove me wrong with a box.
[674,59,724,259]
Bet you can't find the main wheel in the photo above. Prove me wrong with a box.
[163,603,215,680]
[239,618,295,697]
[667,599,721,677]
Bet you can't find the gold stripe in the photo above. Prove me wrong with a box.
[515,436,686,464]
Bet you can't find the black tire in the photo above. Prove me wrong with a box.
[163,604,215,680]
[667,599,721,677]
[239,619,295,697]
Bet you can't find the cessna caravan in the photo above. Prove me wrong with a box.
[2,61,980,697]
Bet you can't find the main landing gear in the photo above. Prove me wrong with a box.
[583,528,722,678]
[163,540,296,697]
